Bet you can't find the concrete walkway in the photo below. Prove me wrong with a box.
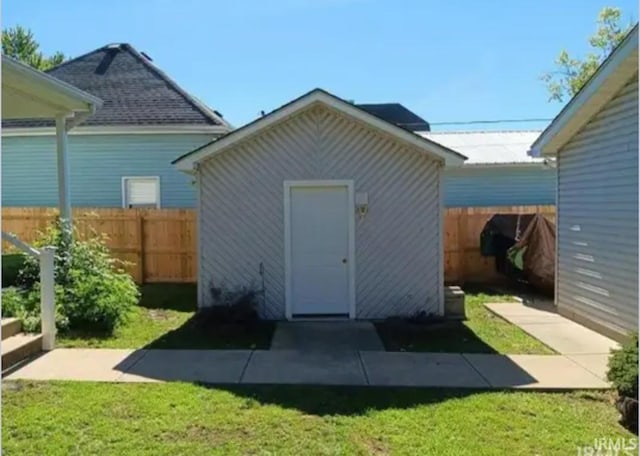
[4,310,619,389]
[485,302,620,381]
[5,347,610,389]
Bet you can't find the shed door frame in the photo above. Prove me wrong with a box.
[284,180,356,320]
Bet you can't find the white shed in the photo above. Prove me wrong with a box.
[530,25,638,341]
[174,89,465,319]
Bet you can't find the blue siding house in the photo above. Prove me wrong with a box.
[2,43,231,209]
[2,43,554,210]
[422,130,556,207]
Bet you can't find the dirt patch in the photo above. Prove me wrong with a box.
[146,309,172,321]
[352,434,391,455]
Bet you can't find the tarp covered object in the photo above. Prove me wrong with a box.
[507,213,555,294]
[480,214,535,278]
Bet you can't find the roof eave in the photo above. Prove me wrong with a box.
[2,124,230,137]
[2,55,103,123]
[460,161,549,169]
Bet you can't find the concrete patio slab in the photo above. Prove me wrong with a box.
[566,354,611,380]
[271,321,384,351]
[485,302,619,355]
[241,350,366,385]
[360,351,489,388]
[5,349,146,382]
[118,349,252,383]
[464,354,610,389]
[485,303,565,324]
[518,322,619,355]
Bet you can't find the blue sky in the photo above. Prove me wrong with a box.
[3,0,638,130]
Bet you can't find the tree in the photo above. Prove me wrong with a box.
[541,7,633,103]
[2,25,65,71]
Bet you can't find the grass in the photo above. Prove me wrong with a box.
[3,381,633,455]
[375,291,555,354]
[58,284,274,350]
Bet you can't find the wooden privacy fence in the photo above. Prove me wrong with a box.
[2,208,196,283]
[444,205,555,284]
[2,205,555,285]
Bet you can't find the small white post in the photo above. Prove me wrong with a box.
[40,246,56,351]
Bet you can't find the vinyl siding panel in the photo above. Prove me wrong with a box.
[2,134,213,208]
[444,166,555,207]
[199,105,443,319]
[557,77,638,340]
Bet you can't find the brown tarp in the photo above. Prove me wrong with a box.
[509,213,556,294]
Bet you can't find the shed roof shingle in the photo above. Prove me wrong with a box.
[356,103,430,131]
[3,43,228,129]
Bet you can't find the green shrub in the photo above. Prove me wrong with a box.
[2,253,25,287]
[2,285,69,332]
[607,332,639,398]
[5,220,139,334]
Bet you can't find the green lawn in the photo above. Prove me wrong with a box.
[3,381,632,455]
[58,284,274,350]
[375,291,554,354]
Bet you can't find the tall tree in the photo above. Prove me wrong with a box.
[2,25,65,71]
[541,7,633,102]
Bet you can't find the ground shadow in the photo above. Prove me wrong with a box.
[201,384,486,416]
[375,319,499,353]
[143,315,274,350]
[464,282,556,312]
[137,283,198,312]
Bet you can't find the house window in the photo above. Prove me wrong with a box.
[122,177,160,208]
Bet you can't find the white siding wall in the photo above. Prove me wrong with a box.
[198,104,443,319]
[557,77,638,339]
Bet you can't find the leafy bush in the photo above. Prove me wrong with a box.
[2,253,24,287]
[607,332,639,399]
[2,285,69,332]
[5,220,139,334]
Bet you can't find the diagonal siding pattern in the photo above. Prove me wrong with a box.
[557,77,638,339]
[199,105,442,319]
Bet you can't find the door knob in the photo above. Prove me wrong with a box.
[342,258,347,264]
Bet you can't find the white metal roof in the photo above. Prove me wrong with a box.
[419,130,543,165]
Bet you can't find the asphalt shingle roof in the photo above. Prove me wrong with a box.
[3,43,227,128]
[356,103,430,131]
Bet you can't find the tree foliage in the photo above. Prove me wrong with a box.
[541,7,633,102]
[2,25,65,71]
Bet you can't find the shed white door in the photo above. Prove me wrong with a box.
[286,183,353,317]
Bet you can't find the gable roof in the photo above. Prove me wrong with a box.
[530,24,639,157]
[356,103,430,131]
[173,88,466,171]
[3,43,230,130]
[420,130,544,166]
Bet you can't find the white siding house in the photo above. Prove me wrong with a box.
[530,25,638,341]
[174,89,465,319]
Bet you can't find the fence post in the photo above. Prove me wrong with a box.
[40,246,56,351]
[138,214,145,284]
[457,208,468,284]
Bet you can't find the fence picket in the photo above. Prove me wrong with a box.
[2,206,555,284]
